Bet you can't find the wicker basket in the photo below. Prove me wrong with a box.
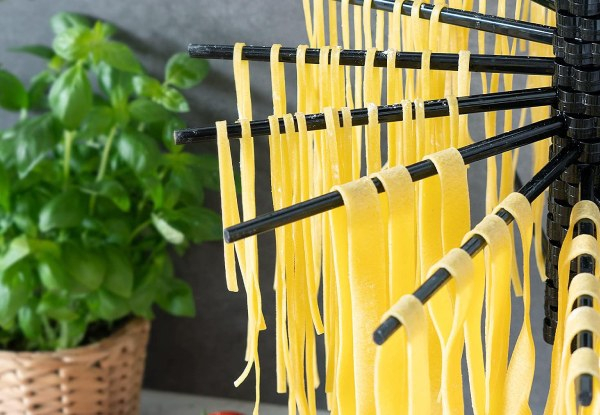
[0,318,150,415]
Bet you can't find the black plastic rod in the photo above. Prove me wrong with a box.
[223,116,565,243]
[574,166,595,407]
[175,87,557,144]
[373,144,581,345]
[337,0,554,45]
[188,44,555,75]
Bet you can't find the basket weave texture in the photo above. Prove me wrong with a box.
[0,318,150,415]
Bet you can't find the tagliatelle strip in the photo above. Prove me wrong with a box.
[462,212,513,414]
[335,177,387,415]
[545,201,600,414]
[493,193,535,414]
[373,165,415,414]
[382,295,430,415]
[566,349,600,415]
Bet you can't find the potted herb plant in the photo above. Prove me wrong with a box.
[0,12,221,414]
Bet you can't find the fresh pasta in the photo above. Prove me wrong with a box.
[211,0,592,414]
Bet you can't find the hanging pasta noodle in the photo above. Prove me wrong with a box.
[335,177,387,415]
[381,294,430,415]
[493,193,536,414]
[555,276,600,414]
[545,201,600,414]
[373,165,415,414]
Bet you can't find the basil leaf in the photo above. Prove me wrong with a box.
[93,41,142,73]
[37,292,78,321]
[14,114,60,178]
[165,53,209,89]
[151,213,185,245]
[157,277,195,317]
[18,305,42,341]
[39,189,86,232]
[157,86,189,112]
[94,180,130,212]
[129,98,169,123]
[52,27,93,62]
[0,70,28,111]
[49,63,93,129]
[104,247,133,298]
[0,235,30,272]
[63,244,106,291]
[50,12,91,34]
[10,44,55,60]
[116,130,160,174]
[87,289,129,321]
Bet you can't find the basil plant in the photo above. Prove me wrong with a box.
[0,12,221,350]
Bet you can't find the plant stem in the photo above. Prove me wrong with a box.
[19,108,27,121]
[41,316,56,346]
[89,126,118,214]
[63,130,75,189]
[96,126,117,183]
[129,219,152,243]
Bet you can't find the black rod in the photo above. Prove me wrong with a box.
[337,0,554,45]
[188,44,555,75]
[174,87,557,144]
[373,144,581,345]
[224,116,565,243]
[574,166,596,407]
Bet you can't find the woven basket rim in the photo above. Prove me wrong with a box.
[0,317,149,359]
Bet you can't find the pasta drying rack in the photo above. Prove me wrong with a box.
[174,0,599,408]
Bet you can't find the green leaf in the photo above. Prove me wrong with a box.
[28,70,56,110]
[0,70,28,111]
[63,244,106,290]
[165,53,210,89]
[157,86,189,112]
[38,255,72,291]
[140,175,163,208]
[151,213,185,245]
[39,189,86,232]
[49,64,93,129]
[116,130,161,174]
[157,278,195,317]
[0,164,11,211]
[52,27,93,62]
[0,269,31,326]
[129,98,170,123]
[132,75,162,98]
[0,235,30,272]
[94,180,130,212]
[87,289,129,321]
[14,114,60,178]
[50,12,91,34]
[96,62,134,103]
[10,44,55,60]
[104,247,133,297]
[18,305,42,341]
[169,164,204,204]
[80,106,115,137]
[93,41,142,73]
[165,206,222,243]
[162,116,186,152]
[37,292,78,321]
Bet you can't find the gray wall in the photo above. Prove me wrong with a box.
[0,0,554,412]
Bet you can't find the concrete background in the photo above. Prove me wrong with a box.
[0,1,554,413]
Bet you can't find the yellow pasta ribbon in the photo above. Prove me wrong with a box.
[335,177,387,415]
[373,165,415,415]
[383,294,430,415]
[493,193,535,414]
